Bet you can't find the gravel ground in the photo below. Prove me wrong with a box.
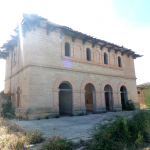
[12,111,135,143]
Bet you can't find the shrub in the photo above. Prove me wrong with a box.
[55,115,60,118]
[0,90,4,93]
[70,113,74,117]
[144,86,150,109]
[0,118,44,150]
[42,136,74,150]
[1,101,15,119]
[125,99,136,111]
[78,112,85,116]
[87,110,150,150]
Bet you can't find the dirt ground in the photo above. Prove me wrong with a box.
[12,111,135,143]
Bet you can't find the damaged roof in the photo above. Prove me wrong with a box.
[0,13,143,59]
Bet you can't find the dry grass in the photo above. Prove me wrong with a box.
[0,118,44,150]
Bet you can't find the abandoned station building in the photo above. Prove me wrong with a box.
[0,14,142,119]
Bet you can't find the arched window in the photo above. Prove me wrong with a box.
[104,53,108,64]
[86,48,91,61]
[65,42,70,57]
[118,56,122,67]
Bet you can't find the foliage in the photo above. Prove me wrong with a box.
[0,90,4,93]
[0,118,44,150]
[144,85,150,109]
[55,114,60,118]
[87,110,150,150]
[125,99,136,111]
[78,112,85,116]
[70,113,74,117]
[42,136,74,150]
[1,101,15,119]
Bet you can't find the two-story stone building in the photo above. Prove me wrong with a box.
[0,14,142,119]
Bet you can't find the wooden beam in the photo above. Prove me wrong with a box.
[83,38,88,45]
[100,44,107,50]
[115,49,119,54]
[108,46,114,52]
[72,35,78,42]
[121,51,128,56]
[92,40,100,48]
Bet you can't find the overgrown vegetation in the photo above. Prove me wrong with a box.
[1,101,15,119]
[42,136,74,150]
[125,99,136,111]
[144,85,150,109]
[0,118,44,150]
[86,89,150,150]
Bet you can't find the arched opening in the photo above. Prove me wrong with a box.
[85,83,95,112]
[120,86,127,110]
[104,53,108,64]
[17,87,20,108]
[86,48,91,61]
[59,82,72,115]
[104,84,113,111]
[118,56,122,67]
[65,42,70,57]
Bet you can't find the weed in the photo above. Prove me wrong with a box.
[0,118,44,150]
[1,101,15,119]
[78,112,85,116]
[87,110,150,150]
[42,136,74,150]
[125,99,136,111]
[70,113,74,117]
[37,117,41,120]
[45,116,49,119]
[55,115,60,118]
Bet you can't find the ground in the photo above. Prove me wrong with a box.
[12,111,135,143]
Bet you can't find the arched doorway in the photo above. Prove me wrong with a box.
[104,84,113,111]
[16,87,20,108]
[120,86,127,110]
[85,83,95,112]
[59,82,72,115]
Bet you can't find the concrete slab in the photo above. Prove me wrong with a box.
[12,111,134,142]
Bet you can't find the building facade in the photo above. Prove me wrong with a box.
[0,14,142,119]
[137,83,150,108]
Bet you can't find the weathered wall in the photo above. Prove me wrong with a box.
[4,26,138,119]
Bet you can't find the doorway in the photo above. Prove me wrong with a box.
[59,82,72,115]
[120,86,127,110]
[85,83,95,112]
[104,84,113,111]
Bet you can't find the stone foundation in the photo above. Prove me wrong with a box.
[114,104,122,111]
[74,106,86,115]
[96,105,106,112]
[15,107,59,120]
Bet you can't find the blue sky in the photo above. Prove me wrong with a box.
[0,0,150,91]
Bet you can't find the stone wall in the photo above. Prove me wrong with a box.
[4,26,138,119]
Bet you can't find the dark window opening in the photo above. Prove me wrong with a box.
[104,53,108,64]
[86,48,91,61]
[138,91,140,94]
[65,42,70,57]
[118,57,122,67]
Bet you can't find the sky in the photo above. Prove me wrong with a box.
[0,0,150,91]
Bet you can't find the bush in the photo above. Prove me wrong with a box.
[144,86,150,109]
[55,115,60,118]
[87,110,150,150]
[0,118,44,150]
[0,90,4,93]
[1,101,15,119]
[125,99,136,111]
[43,136,74,150]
